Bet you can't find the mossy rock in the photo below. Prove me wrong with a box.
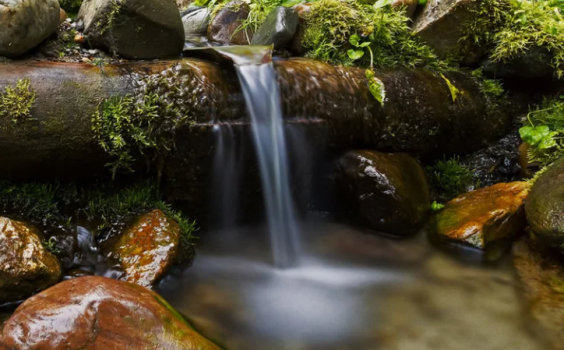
[2,276,221,349]
[526,158,564,248]
[434,181,530,250]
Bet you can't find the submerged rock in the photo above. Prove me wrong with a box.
[434,182,529,250]
[513,239,564,350]
[1,276,221,350]
[412,0,481,64]
[0,217,61,303]
[112,209,181,287]
[78,0,184,59]
[208,0,253,45]
[251,6,299,49]
[526,158,564,247]
[0,0,60,57]
[182,6,211,37]
[337,150,430,235]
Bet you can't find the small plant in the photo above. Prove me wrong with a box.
[0,78,36,125]
[440,74,461,102]
[347,33,386,105]
[431,201,445,212]
[42,237,61,255]
[428,156,479,200]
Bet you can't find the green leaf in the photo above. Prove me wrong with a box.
[418,0,427,5]
[519,125,552,146]
[366,69,386,106]
[359,41,371,47]
[347,49,365,60]
[349,34,361,47]
[440,74,461,102]
[431,201,445,212]
[374,0,393,9]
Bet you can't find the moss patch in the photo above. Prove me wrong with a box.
[0,79,36,126]
[428,156,480,201]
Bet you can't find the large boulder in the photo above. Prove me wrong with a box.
[0,0,60,57]
[526,158,564,247]
[0,217,61,302]
[251,6,299,49]
[412,0,482,64]
[1,276,221,350]
[78,0,184,59]
[207,0,252,45]
[336,150,430,235]
[182,6,211,38]
[111,209,181,287]
[434,182,529,249]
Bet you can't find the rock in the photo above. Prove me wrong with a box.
[392,0,418,18]
[208,0,253,45]
[111,209,181,287]
[336,150,431,235]
[182,7,211,37]
[78,0,184,59]
[60,8,67,24]
[288,3,310,55]
[435,182,530,249]
[74,33,85,43]
[251,6,299,49]
[0,0,60,57]
[0,217,61,303]
[482,47,554,79]
[412,0,482,64]
[525,158,564,247]
[513,239,564,350]
[1,276,221,350]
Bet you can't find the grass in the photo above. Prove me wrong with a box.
[428,157,479,201]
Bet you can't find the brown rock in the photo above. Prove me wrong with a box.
[288,3,311,55]
[513,239,564,350]
[208,0,253,45]
[112,209,181,287]
[337,150,431,235]
[435,182,530,249]
[1,276,221,350]
[0,217,61,303]
[59,8,67,24]
[74,33,85,43]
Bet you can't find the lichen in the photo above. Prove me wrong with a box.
[0,78,36,126]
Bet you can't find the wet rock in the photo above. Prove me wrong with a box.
[392,0,418,18]
[287,3,311,55]
[0,0,60,57]
[0,217,61,303]
[78,0,184,59]
[182,6,211,37]
[482,47,554,79]
[434,182,529,249]
[513,239,564,350]
[111,209,181,287]
[208,0,253,45]
[337,150,431,235]
[1,276,221,350]
[526,158,564,248]
[412,0,481,64]
[251,6,299,49]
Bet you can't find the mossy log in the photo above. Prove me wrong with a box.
[0,58,509,184]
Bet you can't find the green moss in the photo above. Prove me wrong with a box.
[471,68,508,116]
[428,156,479,201]
[92,69,196,177]
[302,0,444,69]
[0,79,36,126]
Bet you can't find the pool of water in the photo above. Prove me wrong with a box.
[156,219,546,350]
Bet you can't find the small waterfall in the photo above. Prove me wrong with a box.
[235,62,300,268]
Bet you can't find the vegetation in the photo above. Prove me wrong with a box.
[520,96,564,167]
[0,79,36,125]
[92,70,196,177]
[58,0,83,15]
[0,181,197,258]
[471,69,508,115]
[428,157,479,200]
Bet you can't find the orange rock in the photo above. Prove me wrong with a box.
[59,8,67,24]
[2,276,221,350]
[434,181,530,249]
[74,34,85,43]
[112,209,180,287]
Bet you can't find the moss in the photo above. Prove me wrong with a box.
[58,0,83,14]
[92,67,197,177]
[471,69,508,117]
[428,156,480,201]
[0,79,36,126]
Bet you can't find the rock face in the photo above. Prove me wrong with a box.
[526,158,564,247]
[0,0,60,57]
[412,0,481,64]
[78,0,184,59]
[337,150,430,235]
[434,182,530,249]
[112,209,181,287]
[182,6,211,37]
[0,217,61,302]
[208,0,252,45]
[1,276,221,350]
[513,239,564,350]
[392,0,418,18]
[251,6,299,49]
